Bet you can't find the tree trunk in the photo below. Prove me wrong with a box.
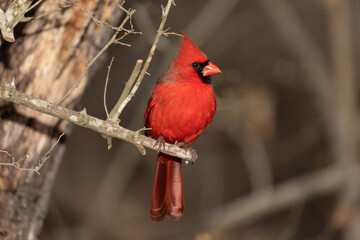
[0,1,121,239]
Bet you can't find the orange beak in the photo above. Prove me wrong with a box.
[202,62,221,77]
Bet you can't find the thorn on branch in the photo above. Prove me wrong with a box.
[101,134,113,150]
[107,137,112,150]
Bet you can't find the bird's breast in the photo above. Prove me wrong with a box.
[148,82,216,144]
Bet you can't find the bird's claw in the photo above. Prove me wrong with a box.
[185,147,197,166]
[133,127,148,155]
[174,141,188,148]
[174,141,197,166]
[154,136,166,153]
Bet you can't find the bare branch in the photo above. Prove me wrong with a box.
[21,5,69,23]
[0,83,196,162]
[0,151,33,172]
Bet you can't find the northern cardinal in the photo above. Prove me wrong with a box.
[144,32,221,221]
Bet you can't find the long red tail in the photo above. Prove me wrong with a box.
[150,153,184,221]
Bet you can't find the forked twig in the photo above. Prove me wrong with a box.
[0,133,65,174]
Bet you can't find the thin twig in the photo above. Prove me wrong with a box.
[34,133,65,173]
[68,0,125,32]
[104,57,115,118]
[108,59,143,122]
[21,6,67,22]
[68,0,140,34]
[0,151,32,172]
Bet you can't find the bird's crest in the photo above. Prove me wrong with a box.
[175,32,208,65]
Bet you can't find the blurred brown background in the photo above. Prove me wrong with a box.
[41,0,360,239]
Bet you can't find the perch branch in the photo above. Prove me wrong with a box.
[0,83,196,162]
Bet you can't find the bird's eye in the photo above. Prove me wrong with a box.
[191,62,199,69]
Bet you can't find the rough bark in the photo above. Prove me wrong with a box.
[0,1,121,239]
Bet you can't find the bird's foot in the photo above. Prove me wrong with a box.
[174,141,197,166]
[154,136,166,153]
[133,127,151,155]
[184,148,197,166]
[174,141,188,148]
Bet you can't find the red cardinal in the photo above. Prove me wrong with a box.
[144,32,221,221]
